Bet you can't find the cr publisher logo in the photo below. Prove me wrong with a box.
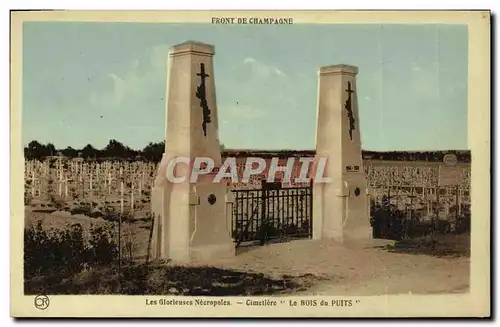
[34,295,50,310]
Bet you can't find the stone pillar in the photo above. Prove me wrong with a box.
[150,41,235,263]
[313,64,372,243]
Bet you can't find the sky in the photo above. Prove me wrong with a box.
[22,22,468,151]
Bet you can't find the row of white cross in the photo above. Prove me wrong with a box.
[370,185,469,217]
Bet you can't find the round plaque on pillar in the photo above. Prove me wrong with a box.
[207,194,217,205]
[354,187,361,197]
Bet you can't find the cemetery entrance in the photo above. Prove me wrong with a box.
[231,181,313,247]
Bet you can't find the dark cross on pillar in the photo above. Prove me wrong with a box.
[196,63,211,137]
[344,81,356,141]
[197,62,210,80]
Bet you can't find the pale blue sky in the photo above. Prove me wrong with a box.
[22,22,468,151]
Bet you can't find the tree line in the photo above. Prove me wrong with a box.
[23,140,470,163]
[361,150,471,163]
[24,140,227,162]
[24,140,166,162]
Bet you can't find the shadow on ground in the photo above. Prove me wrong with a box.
[380,234,470,258]
[25,264,324,296]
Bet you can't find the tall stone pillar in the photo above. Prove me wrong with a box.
[150,41,235,263]
[313,65,372,243]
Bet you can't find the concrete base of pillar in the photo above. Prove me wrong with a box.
[343,226,373,243]
[154,236,235,265]
[321,226,372,244]
[313,183,372,244]
[157,241,235,265]
[190,242,236,263]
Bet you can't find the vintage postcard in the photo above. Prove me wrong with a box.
[10,10,490,318]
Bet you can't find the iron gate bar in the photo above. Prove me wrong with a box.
[231,183,313,247]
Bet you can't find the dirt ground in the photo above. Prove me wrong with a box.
[24,207,469,296]
[207,238,469,296]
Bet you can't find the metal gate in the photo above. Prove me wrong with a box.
[231,181,313,247]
